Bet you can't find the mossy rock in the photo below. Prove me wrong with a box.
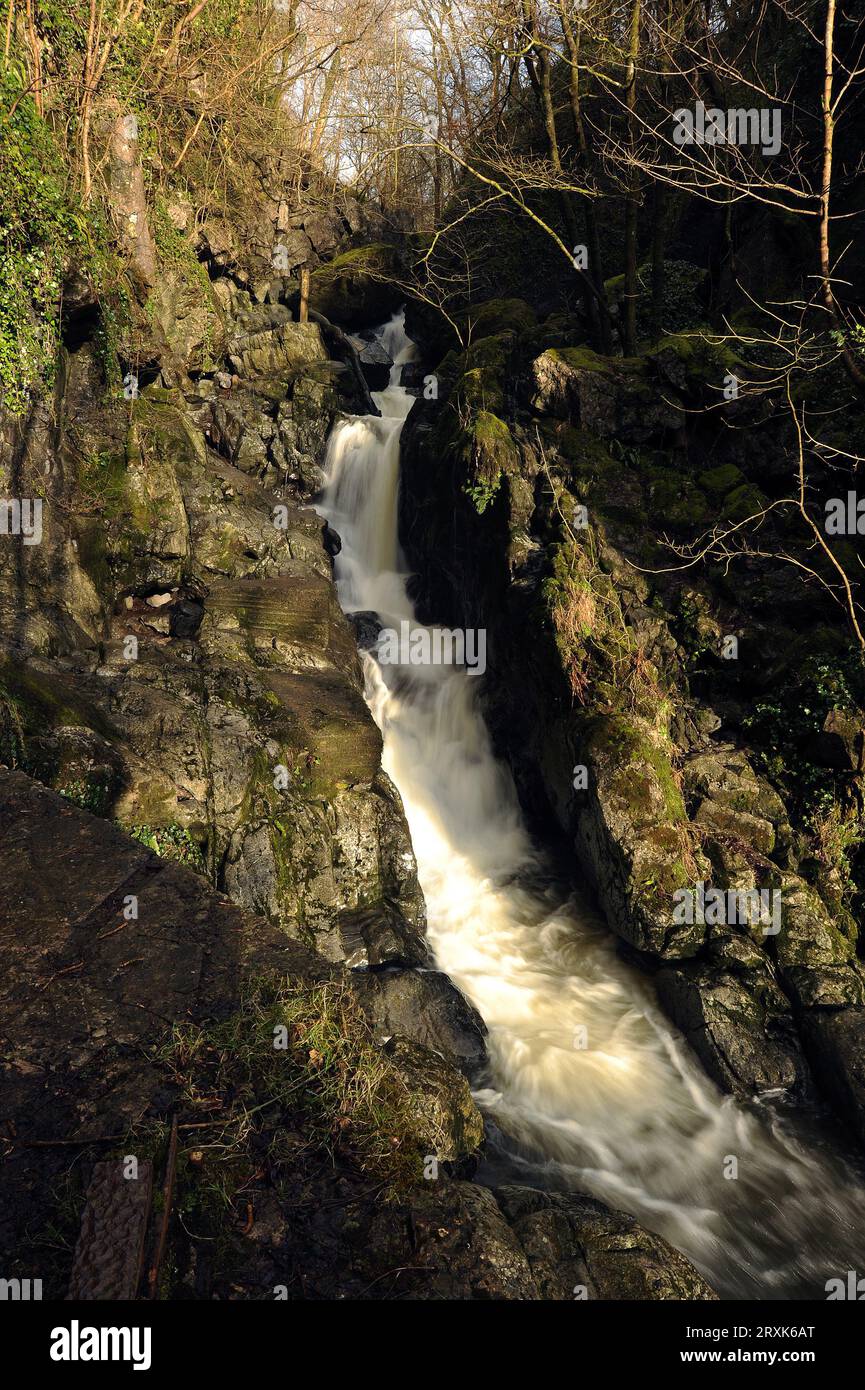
[461,410,520,515]
[646,470,713,529]
[576,713,705,958]
[722,482,768,523]
[462,297,537,340]
[699,463,745,495]
[307,243,401,329]
[443,333,512,417]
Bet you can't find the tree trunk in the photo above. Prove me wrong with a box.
[623,0,642,355]
[820,0,865,389]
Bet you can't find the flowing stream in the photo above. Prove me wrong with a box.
[317,311,865,1299]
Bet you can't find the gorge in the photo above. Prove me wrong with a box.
[1,0,865,1320]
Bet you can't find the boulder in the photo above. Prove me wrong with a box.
[382,1038,485,1163]
[229,321,326,378]
[495,1186,717,1300]
[655,958,808,1097]
[356,338,393,391]
[531,347,683,441]
[351,967,488,1074]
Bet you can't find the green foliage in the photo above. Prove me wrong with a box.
[743,651,865,823]
[461,410,518,513]
[57,777,113,817]
[0,65,85,412]
[128,822,208,875]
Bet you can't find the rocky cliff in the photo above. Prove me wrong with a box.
[399,297,865,1146]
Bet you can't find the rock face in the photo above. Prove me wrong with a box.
[399,306,865,1147]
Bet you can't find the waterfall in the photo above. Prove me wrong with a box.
[318,310,865,1299]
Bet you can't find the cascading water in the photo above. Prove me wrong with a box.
[318,311,865,1299]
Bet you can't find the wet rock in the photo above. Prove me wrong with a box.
[322,522,341,557]
[575,714,708,958]
[351,967,488,1074]
[773,873,865,1010]
[400,360,427,391]
[381,1038,484,1163]
[338,904,431,969]
[494,1186,717,1300]
[655,959,808,1097]
[356,339,393,391]
[347,610,383,649]
[801,1009,865,1147]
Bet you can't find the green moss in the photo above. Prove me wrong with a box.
[461,410,519,514]
[308,243,398,324]
[722,482,768,522]
[462,297,537,339]
[645,470,712,528]
[591,715,686,825]
[699,463,745,495]
[0,662,112,736]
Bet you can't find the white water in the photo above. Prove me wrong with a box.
[318,311,865,1299]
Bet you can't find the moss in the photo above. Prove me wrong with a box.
[722,482,768,522]
[0,661,113,737]
[699,463,744,495]
[462,297,537,339]
[454,334,511,415]
[649,332,741,383]
[307,243,399,324]
[591,715,686,825]
[551,423,616,471]
[461,410,519,514]
[645,470,713,528]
